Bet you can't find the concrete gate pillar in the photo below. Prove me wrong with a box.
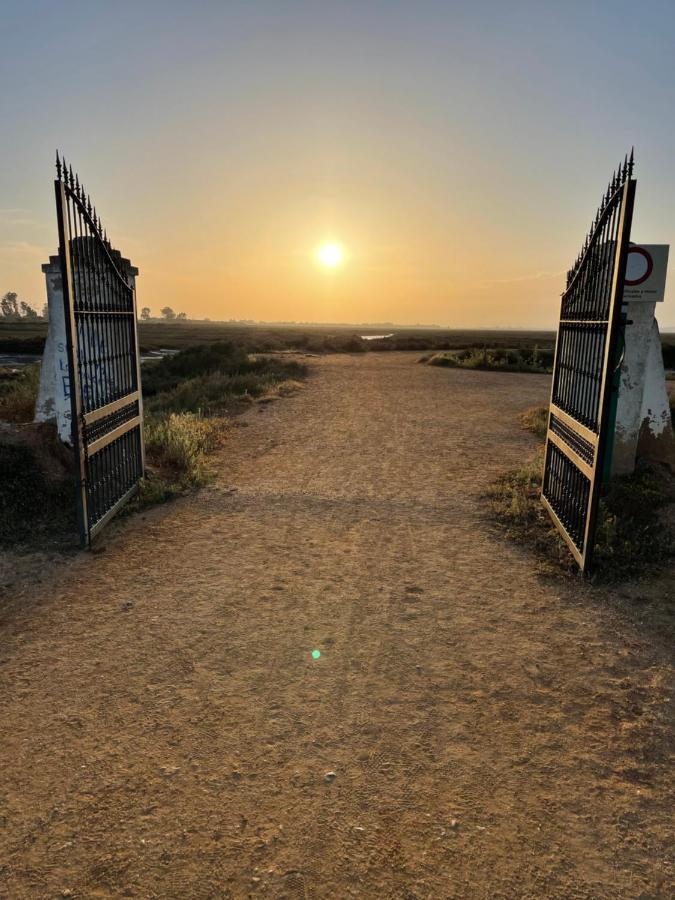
[35,253,139,445]
[611,244,675,474]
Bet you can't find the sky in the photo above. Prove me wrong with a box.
[2,0,675,328]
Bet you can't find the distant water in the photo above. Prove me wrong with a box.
[0,354,41,368]
[360,334,394,341]
[1,348,181,369]
[140,348,180,363]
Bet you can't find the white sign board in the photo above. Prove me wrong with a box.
[623,243,669,303]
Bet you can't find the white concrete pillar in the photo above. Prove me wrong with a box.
[35,252,139,446]
[35,256,72,444]
[612,244,675,474]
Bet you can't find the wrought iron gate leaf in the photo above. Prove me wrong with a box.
[542,151,635,571]
[54,154,145,545]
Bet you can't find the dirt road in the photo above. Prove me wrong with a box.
[0,353,673,899]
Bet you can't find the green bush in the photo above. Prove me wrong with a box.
[143,343,307,402]
[145,356,307,416]
[142,341,250,396]
[428,347,552,373]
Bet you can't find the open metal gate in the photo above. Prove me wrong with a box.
[542,152,636,571]
[55,154,144,545]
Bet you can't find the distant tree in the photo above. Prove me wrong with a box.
[1,292,19,318]
[41,303,49,320]
[20,301,38,318]
[160,306,176,321]
[176,311,187,320]
[140,307,151,320]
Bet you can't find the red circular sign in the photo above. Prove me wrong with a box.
[625,246,653,285]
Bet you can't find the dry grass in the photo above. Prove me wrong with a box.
[489,410,675,583]
[0,365,40,423]
[139,413,230,506]
[519,404,549,440]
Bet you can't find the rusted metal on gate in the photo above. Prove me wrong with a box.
[54,154,144,546]
[542,152,636,572]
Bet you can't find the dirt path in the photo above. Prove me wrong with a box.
[0,353,673,899]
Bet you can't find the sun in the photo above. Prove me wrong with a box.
[316,242,344,268]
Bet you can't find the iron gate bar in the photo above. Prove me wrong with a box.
[55,175,88,540]
[546,429,594,482]
[541,151,636,571]
[54,153,144,546]
[83,390,141,425]
[548,405,598,447]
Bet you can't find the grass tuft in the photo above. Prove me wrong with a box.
[519,405,549,440]
[0,364,41,422]
[143,412,226,491]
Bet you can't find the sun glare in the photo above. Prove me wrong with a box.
[316,242,344,268]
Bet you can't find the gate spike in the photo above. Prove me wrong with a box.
[55,151,62,180]
[69,164,74,189]
[628,146,634,178]
[622,153,628,180]
[75,173,80,198]
[86,194,92,217]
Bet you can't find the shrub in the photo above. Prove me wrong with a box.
[0,364,40,422]
[142,341,250,396]
[427,348,552,373]
[143,343,307,404]
[145,356,307,416]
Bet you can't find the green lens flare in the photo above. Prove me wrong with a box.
[312,649,321,660]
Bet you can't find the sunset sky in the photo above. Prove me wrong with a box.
[2,0,675,328]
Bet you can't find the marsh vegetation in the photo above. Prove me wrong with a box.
[0,343,307,545]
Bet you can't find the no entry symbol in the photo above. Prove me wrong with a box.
[625,246,653,285]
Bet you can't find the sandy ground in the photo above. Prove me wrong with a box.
[0,352,673,899]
